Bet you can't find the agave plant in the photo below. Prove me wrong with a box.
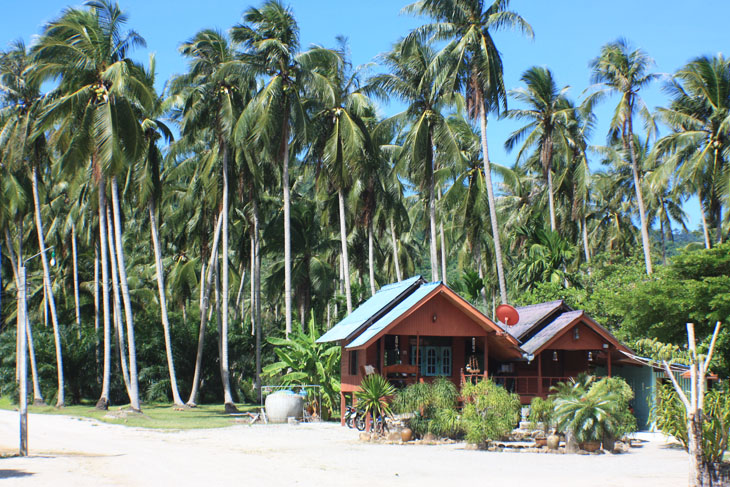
[355,374,396,424]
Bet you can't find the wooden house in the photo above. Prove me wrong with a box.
[318,276,646,425]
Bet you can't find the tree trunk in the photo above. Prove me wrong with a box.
[698,187,711,249]
[368,221,376,296]
[389,217,402,281]
[428,137,439,282]
[220,145,235,410]
[542,134,557,232]
[253,199,262,402]
[581,216,591,263]
[250,238,255,335]
[96,177,111,410]
[438,187,447,285]
[282,115,293,337]
[110,177,140,411]
[625,116,653,275]
[31,166,64,407]
[478,101,508,304]
[94,244,101,386]
[546,165,557,232]
[338,188,353,313]
[107,205,131,397]
[187,209,223,406]
[72,223,81,335]
[148,200,184,406]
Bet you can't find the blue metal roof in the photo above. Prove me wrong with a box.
[345,282,441,349]
[316,276,423,343]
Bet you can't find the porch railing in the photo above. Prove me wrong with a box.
[460,370,574,398]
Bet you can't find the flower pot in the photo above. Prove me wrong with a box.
[580,440,601,453]
[534,437,547,447]
[546,434,560,450]
[401,428,413,442]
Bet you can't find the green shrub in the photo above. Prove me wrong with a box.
[589,376,637,437]
[528,396,554,435]
[392,378,461,438]
[461,379,521,444]
[554,392,620,442]
[355,374,396,421]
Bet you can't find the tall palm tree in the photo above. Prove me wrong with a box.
[367,38,458,283]
[169,28,251,411]
[405,0,533,302]
[589,39,657,274]
[33,0,152,410]
[307,37,372,311]
[0,40,66,406]
[232,0,337,334]
[504,66,572,232]
[656,55,730,247]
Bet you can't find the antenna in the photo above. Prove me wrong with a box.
[496,304,519,327]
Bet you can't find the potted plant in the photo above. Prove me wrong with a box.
[555,392,619,452]
[528,397,554,446]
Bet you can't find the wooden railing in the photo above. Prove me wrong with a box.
[460,370,575,399]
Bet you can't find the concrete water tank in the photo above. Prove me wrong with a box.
[265,390,304,423]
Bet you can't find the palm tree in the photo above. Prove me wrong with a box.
[0,40,66,406]
[33,0,152,410]
[307,37,372,310]
[504,66,572,232]
[656,55,730,247]
[169,28,252,411]
[405,0,533,303]
[367,38,458,283]
[589,39,657,274]
[232,0,337,334]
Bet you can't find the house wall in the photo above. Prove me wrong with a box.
[389,293,489,337]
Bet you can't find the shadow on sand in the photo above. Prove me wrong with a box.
[0,469,34,479]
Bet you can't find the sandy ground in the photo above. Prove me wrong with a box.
[0,409,688,486]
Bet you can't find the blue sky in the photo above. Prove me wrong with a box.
[3,0,729,230]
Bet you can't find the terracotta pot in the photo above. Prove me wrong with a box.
[534,437,547,447]
[401,428,413,442]
[580,440,601,453]
[546,434,560,450]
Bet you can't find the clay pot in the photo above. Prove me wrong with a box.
[401,428,413,442]
[580,440,601,453]
[534,437,547,447]
[546,434,560,450]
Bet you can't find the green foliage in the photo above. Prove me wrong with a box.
[262,313,341,418]
[354,374,396,424]
[633,338,690,365]
[652,383,730,464]
[528,396,554,434]
[392,378,461,438]
[460,379,521,444]
[589,377,637,437]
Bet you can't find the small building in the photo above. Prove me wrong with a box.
[318,276,652,425]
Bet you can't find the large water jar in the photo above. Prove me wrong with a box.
[265,390,304,423]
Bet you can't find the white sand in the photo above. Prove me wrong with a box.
[0,409,687,486]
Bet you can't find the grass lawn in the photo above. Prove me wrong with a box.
[0,397,260,430]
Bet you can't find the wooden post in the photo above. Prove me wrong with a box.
[537,352,543,398]
[607,348,612,377]
[483,333,489,379]
[415,333,420,381]
[380,337,385,373]
[340,391,346,426]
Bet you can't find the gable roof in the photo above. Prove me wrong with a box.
[497,300,566,341]
[520,310,584,355]
[345,282,441,349]
[317,276,423,343]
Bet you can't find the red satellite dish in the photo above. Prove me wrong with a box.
[496,304,519,326]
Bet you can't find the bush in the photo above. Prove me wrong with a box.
[461,379,521,444]
[392,378,461,438]
[528,396,554,435]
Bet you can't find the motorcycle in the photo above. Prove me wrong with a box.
[344,405,366,431]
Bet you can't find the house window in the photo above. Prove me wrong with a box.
[410,345,453,377]
[349,350,358,376]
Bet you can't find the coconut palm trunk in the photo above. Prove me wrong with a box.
[698,188,712,249]
[625,117,653,275]
[31,166,64,407]
[106,205,131,396]
[220,145,235,410]
[338,188,353,313]
[96,177,112,410]
[148,199,184,406]
[253,198,262,400]
[94,244,101,385]
[438,187,447,284]
[368,221,376,296]
[581,216,591,263]
[428,139,439,282]
[110,177,140,411]
[478,103,508,304]
[71,223,81,333]
[187,209,223,406]
[281,117,293,336]
[389,217,402,281]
